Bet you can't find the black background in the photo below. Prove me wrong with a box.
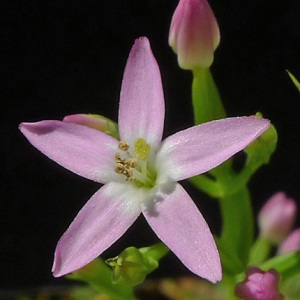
[2,0,300,291]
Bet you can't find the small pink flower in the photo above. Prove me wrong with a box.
[235,267,284,300]
[19,37,269,282]
[169,0,220,69]
[278,228,300,254]
[258,192,297,244]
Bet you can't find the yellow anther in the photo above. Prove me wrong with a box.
[114,153,123,163]
[118,141,129,151]
[125,169,134,181]
[134,138,151,160]
[125,158,138,168]
[115,163,125,174]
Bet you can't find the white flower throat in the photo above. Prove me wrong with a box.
[114,138,157,189]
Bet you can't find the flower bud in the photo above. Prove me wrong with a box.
[63,114,106,130]
[105,243,168,287]
[235,267,284,300]
[169,0,220,69]
[63,113,119,139]
[258,192,297,244]
[278,228,300,255]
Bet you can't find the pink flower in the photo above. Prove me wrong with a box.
[278,228,300,254]
[258,192,297,244]
[235,267,284,300]
[19,37,269,283]
[169,0,220,69]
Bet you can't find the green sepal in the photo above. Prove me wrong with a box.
[106,243,169,287]
[217,114,278,192]
[243,113,277,176]
[66,257,135,300]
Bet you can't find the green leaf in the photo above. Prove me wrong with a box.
[286,70,300,92]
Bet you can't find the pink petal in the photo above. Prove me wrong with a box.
[118,37,165,148]
[142,183,221,283]
[19,120,120,184]
[157,116,270,181]
[52,182,142,277]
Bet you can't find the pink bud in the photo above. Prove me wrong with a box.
[235,267,284,300]
[258,192,297,244]
[278,228,300,254]
[169,0,220,69]
[63,114,107,131]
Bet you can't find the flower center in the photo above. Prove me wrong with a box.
[114,139,156,189]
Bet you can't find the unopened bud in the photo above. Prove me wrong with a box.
[63,114,119,139]
[235,267,284,300]
[169,0,220,69]
[278,228,300,255]
[258,192,297,244]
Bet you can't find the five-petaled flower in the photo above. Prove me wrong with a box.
[19,37,269,283]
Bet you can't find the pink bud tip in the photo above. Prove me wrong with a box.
[235,267,284,300]
[258,192,297,244]
[168,0,220,69]
[278,228,300,254]
[63,114,107,132]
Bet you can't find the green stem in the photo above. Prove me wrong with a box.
[189,174,224,198]
[219,186,254,269]
[192,67,226,124]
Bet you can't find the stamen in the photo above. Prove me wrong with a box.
[114,163,125,174]
[113,139,156,187]
[125,158,138,168]
[126,168,134,181]
[114,153,123,163]
[118,141,129,151]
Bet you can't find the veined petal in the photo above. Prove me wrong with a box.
[19,121,119,184]
[118,37,165,148]
[52,182,142,277]
[142,183,221,283]
[157,116,270,181]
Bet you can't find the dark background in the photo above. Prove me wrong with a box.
[2,0,300,291]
